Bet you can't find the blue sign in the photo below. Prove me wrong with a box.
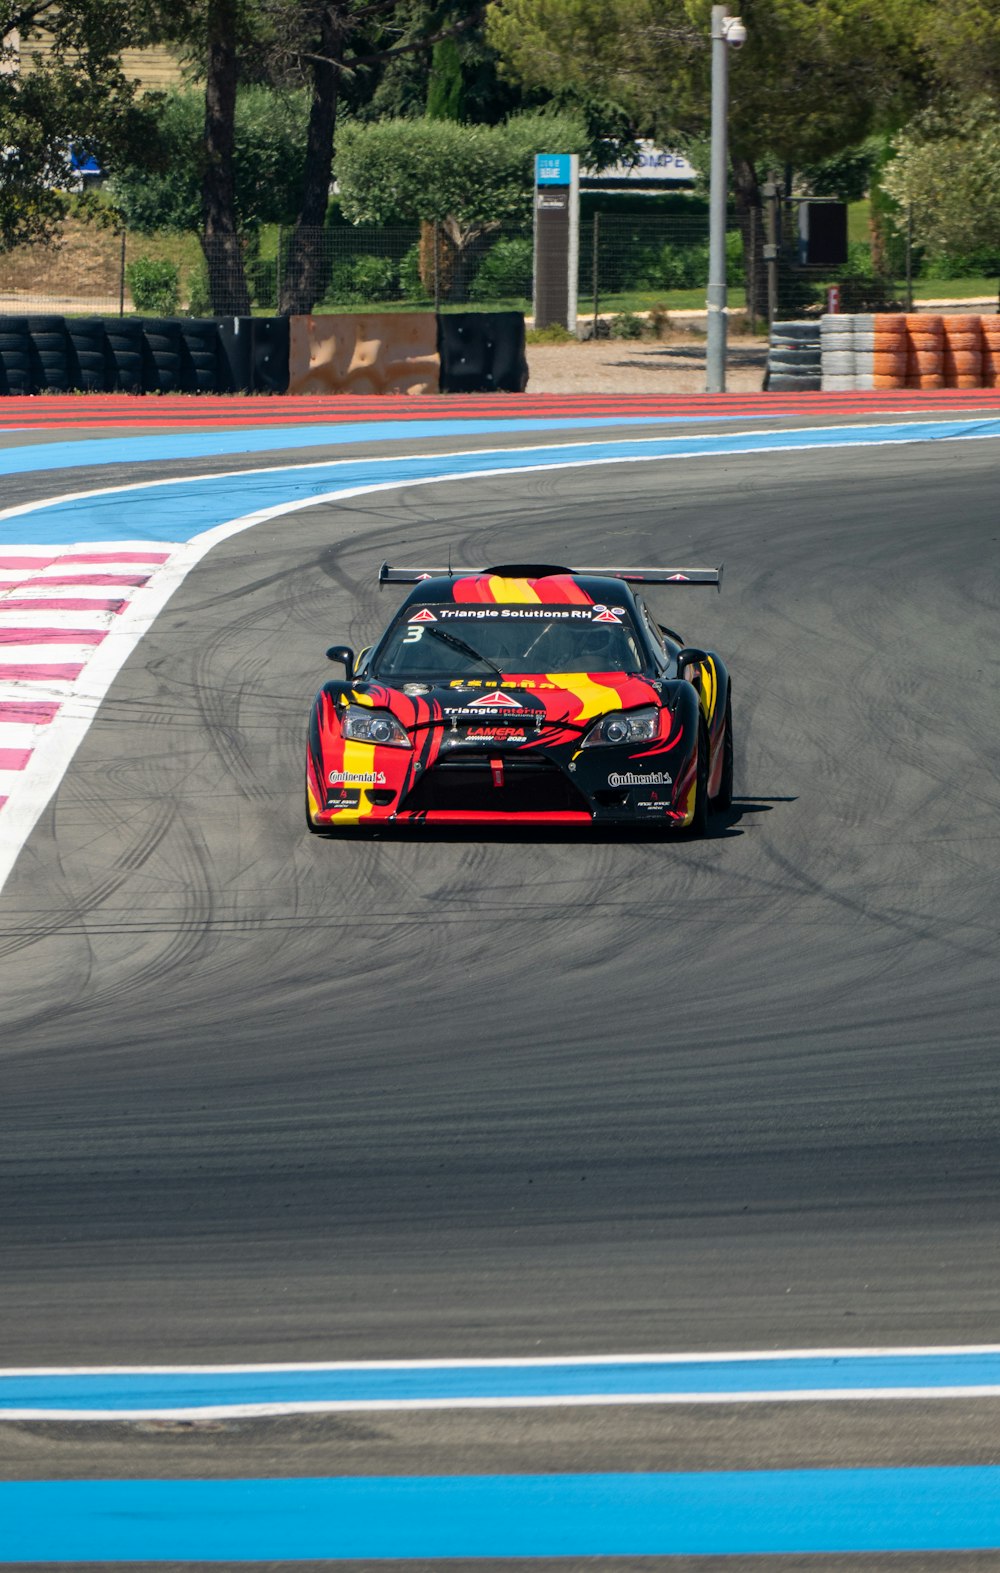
[70,146,102,176]
[535,154,572,186]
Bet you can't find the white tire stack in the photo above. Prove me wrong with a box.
[820,314,856,390]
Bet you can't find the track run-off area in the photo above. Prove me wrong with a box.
[1,389,999,1566]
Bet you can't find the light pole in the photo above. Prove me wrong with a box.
[706,7,745,393]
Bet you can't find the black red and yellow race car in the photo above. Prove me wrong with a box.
[306,563,732,834]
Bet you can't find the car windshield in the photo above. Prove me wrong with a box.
[375,603,646,679]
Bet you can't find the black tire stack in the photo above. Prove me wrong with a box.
[142,318,183,393]
[66,319,110,392]
[178,319,222,393]
[27,316,72,393]
[103,318,147,393]
[0,317,32,396]
[766,321,822,391]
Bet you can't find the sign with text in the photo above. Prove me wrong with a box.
[535,154,573,186]
[533,154,579,333]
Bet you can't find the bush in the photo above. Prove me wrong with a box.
[247,255,277,309]
[625,235,744,292]
[470,236,533,302]
[398,242,427,301]
[323,253,399,306]
[610,312,644,339]
[835,273,905,312]
[126,257,180,315]
[846,239,875,278]
[526,323,576,343]
[186,261,211,316]
[920,246,1000,279]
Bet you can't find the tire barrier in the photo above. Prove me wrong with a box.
[0,312,523,396]
[942,314,982,391]
[287,312,440,396]
[251,315,290,396]
[178,318,224,394]
[769,312,1000,392]
[820,314,855,391]
[0,316,31,396]
[215,317,255,395]
[142,318,183,394]
[103,317,147,394]
[766,320,821,392]
[437,312,529,394]
[905,314,944,391]
[983,318,1000,389]
[66,318,110,393]
[27,315,72,394]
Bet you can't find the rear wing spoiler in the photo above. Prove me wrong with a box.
[379,562,723,591]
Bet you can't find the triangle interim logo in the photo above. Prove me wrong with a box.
[592,609,622,623]
[409,608,437,622]
[467,690,525,709]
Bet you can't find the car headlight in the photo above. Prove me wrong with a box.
[580,705,659,747]
[341,704,410,748]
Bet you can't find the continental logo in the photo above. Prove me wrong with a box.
[609,771,672,787]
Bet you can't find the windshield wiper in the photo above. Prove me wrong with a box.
[424,625,503,680]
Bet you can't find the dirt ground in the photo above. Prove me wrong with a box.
[526,331,767,394]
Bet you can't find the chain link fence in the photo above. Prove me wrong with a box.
[0,206,989,323]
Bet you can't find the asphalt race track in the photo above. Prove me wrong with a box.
[1,410,1000,1565]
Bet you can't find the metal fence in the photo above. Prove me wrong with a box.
[0,207,989,323]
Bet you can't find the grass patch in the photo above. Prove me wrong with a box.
[526,323,576,344]
[912,276,998,302]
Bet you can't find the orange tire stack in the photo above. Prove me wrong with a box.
[942,314,983,389]
[870,314,908,389]
[980,316,1000,389]
[905,314,944,390]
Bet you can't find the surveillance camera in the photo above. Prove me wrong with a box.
[723,16,747,47]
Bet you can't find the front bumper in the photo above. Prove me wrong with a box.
[308,740,695,830]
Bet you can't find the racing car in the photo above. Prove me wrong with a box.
[306,562,732,834]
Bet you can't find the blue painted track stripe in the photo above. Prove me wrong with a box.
[5,1351,1000,1414]
[0,416,729,476]
[2,1469,1000,1558]
[2,418,999,547]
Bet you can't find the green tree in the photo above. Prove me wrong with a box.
[426,35,463,120]
[881,99,1000,267]
[487,0,927,297]
[251,1,488,314]
[109,85,309,233]
[0,0,157,250]
[335,109,588,298]
[916,1,1000,103]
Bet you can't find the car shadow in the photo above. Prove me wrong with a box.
[314,798,793,846]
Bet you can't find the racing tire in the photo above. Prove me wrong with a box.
[771,322,820,341]
[768,347,821,368]
[67,318,110,391]
[686,720,710,838]
[712,693,734,812]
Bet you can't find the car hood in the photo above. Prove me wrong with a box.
[360,672,662,731]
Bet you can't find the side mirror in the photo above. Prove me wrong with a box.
[326,644,355,680]
[676,646,707,684]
